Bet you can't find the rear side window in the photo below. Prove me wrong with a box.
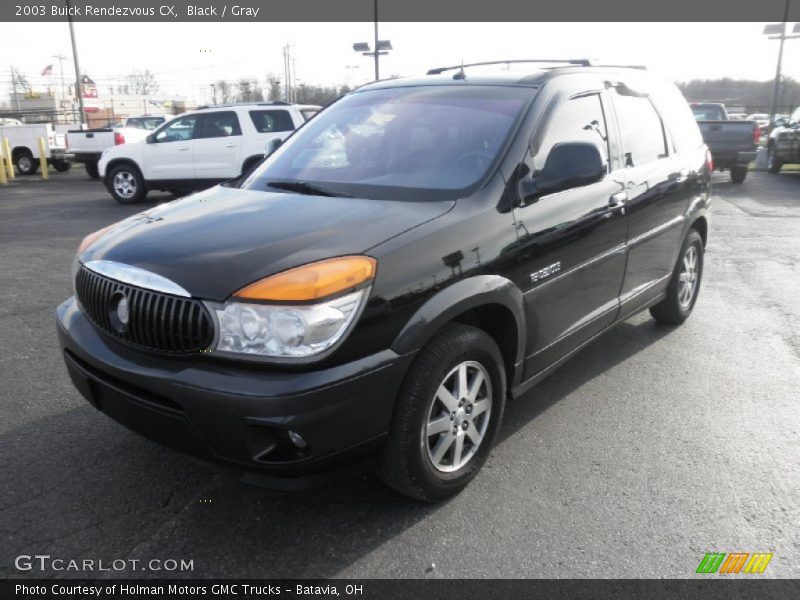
[535,93,610,169]
[197,111,241,138]
[613,93,667,167]
[249,110,295,133]
[651,82,704,153]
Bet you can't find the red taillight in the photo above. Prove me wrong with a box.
[705,148,714,172]
[753,126,761,145]
[114,132,125,145]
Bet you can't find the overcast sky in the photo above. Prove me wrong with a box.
[1,21,798,101]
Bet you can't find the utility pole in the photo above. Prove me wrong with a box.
[66,0,86,125]
[53,52,67,105]
[373,0,379,80]
[769,0,791,129]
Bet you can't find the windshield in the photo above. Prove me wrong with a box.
[690,104,726,121]
[242,86,534,200]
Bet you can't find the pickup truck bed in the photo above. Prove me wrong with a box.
[696,120,759,183]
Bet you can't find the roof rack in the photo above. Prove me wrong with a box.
[196,101,292,110]
[426,59,591,75]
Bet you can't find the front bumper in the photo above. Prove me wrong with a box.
[57,297,415,488]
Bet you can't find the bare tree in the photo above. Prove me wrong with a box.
[126,69,159,95]
[214,80,233,103]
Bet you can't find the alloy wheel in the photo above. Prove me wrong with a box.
[425,361,493,473]
[678,245,699,308]
[113,171,137,199]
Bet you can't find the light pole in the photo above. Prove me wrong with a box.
[66,0,86,125]
[763,1,800,132]
[352,0,391,81]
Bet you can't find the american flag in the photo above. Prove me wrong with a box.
[41,64,53,76]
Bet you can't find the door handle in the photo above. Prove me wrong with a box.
[225,143,236,148]
[605,192,627,218]
[177,146,189,151]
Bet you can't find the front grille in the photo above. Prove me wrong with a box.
[75,266,214,354]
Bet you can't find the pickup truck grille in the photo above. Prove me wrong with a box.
[75,266,214,354]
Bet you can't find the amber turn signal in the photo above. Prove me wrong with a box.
[235,256,377,301]
[77,223,116,254]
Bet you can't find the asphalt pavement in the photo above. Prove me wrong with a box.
[1,167,798,579]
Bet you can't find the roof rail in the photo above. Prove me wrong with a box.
[426,59,591,75]
[196,101,292,110]
[588,63,648,70]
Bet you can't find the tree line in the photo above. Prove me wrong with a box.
[677,76,800,113]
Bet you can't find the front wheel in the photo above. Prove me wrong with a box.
[377,323,506,501]
[730,165,748,183]
[650,230,704,325]
[108,164,146,204]
[84,161,100,179]
[767,146,783,174]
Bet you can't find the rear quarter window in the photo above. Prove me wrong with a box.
[249,110,295,133]
[653,84,704,153]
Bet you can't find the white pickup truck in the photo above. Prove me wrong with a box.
[67,115,167,178]
[0,123,71,175]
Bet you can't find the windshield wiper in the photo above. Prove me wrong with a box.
[266,180,352,198]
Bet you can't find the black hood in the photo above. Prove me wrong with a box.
[81,186,454,301]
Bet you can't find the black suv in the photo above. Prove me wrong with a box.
[58,61,711,501]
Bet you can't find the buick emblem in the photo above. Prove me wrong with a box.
[109,292,130,332]
[117,296,130,325]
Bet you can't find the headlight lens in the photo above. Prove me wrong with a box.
[215,289,367,358]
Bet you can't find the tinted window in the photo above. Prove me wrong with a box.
[126,117,165,130]
[249,110,294,133]
[243,86,533,199]
[535,94,609,170]
[198,111,241,138]
[613,93,667,167]
[154,115,198,143]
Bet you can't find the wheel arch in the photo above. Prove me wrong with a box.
[391,275,526,390]
[690,215,708,247]
[104,158,144,183]
[11,145,33,161]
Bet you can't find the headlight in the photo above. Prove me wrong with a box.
[215,289,367,358]
[214,255,376,359]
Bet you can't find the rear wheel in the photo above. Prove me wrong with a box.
[767,146,783,174]
[730,165,748,183]
[108,164,146,204]
[84,161,100,179]
[377,323,506,501]
[15,150,37,175]
[650,230,704,325]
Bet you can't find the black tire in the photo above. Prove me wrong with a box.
[15,150,37,176]
[650,229,704,325]
[107,163,146,204]
[730,165,747,183]
[52,160,71,172]
[767,146,782,174]
[377,323,506,501]
[84,161,100,179]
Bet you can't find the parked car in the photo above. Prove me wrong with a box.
[0,123,71,175]
[58,61,711,501]
[67,115,168,179]
[766,106,800,173]
[690,102,759,183]
[96,102,320,203]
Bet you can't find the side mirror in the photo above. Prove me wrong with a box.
[519,142,605,202]
[265,137,283,156]
[145,133,155,144]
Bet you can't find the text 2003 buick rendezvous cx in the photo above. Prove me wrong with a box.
[58,60,711,501]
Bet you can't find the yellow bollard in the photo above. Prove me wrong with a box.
[2,137,14,180]
[0,149,7,185]
[38,137,49,180]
